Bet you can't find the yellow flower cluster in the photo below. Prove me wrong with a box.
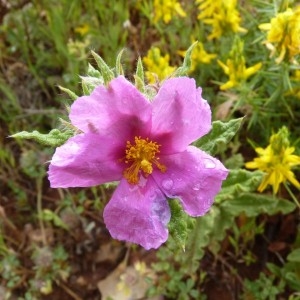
[259,6,300,64]
[196,0,247,39]
[178,42,216,72]
[245,127,300,194]
[218,39,262,90]
[142,47,176,83]
[74,24,90,36]
[153,0,186,24]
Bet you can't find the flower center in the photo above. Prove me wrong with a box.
[123,136,166,184]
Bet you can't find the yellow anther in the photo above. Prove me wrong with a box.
[123,136,166,184]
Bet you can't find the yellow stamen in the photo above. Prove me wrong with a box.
[123,136,166,184]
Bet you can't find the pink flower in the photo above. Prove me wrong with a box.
[48,76,228,249]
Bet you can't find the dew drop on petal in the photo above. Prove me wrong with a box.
[203,158,216,169]
[161,179,174,190]
[193,183,201,191]
[183,119,190,126]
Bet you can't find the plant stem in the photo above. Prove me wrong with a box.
[284,182,300,209]
[37,177,47,246]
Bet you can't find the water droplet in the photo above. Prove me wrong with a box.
[203,158,216,169]
[193,183,200,191]
[162,179,173,190]
[183,119,190,126]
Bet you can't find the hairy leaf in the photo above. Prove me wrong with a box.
[173,41,198,77]
[221,193,296,217]
[216,169,264,202]
[194,118,244,155]
[91,50,114,85]
[168,199,189,251]
[11,129,74,147]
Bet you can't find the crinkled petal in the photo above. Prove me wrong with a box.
[152,146,228,217]
[103,176,170,250]
[151,77,211,154]
[70,76,152,142]
[48,133,123,188]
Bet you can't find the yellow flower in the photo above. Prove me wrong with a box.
[178,42,216,72]
[245,127,300,194]
[142,47,176,83]
[196,0,247,39]
[153,0,186,24]
[74,24,90,36]
[259,6,300,63]
[218,38,262,90]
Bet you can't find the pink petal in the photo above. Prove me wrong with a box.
[103,177,170,250]
[48,133,124,188]
[70,76,152,142]
[151,77,211,154]
[152,146,228,217]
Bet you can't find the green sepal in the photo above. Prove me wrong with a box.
[81,76,103,95]
[58,86,78,100]
[194,117,244,155]
[91,50,115,85]
[173,41,197,77]
[11,129,74,147]
[116,49,125,76]
[87,63,102,78]
[134,57,145,93]
[168,199,190,251]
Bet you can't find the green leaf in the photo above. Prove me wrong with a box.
[58,86,78,100]
[11,129,74,147]
[91,50,115,85]
[216,169,264,202]
[287,248,300,263]
[80,76,103,95]
[173,41,198,77]
[87,63,102,78]
[116,48,125,76]
[183,210,214,272]
[42,209,69,230]
[221,193,296,217]
[134,57,145,93]
[194,118,244,155]
[168,199,189,250]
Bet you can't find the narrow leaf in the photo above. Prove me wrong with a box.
[173,41,198,77]
[116,49,125,76]
[91,50,114,85]
[11,129,74,147]
[58,86,78,100]
[134,57,145,93]
[87,63,102,78]
[168,199,189,250]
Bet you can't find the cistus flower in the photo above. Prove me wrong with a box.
[245,127,300,194]
[48,76,228,249]
[143,47,176,84]
[259,7,300,64]
[153,0,186,24]
[218,38,262,90]
[196,0,247,40]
